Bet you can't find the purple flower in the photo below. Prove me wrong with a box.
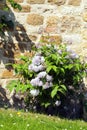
[28,64,38,72]
[28,64,44,72]
[37,71,47,78]
[41,57,45,63]
[30,78,40,86]
[30,89,39,96]
[28,64,34,70]
[30,77,43,87]
[32,56,45,65]
[36,65,45,72]
[46,74,53,81]
[43,82,53,89]
[38,81,43,86]
[32,56,41,65]
[70,53,79,59]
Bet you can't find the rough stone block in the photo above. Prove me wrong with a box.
[40,35,62,44]
[45,16,60,33]
[46,16,59,26]
[24,51,35,57]
[44,25,58,33]
[61,16,81,33]
[48,0,66,6]
[27,0,45,4]
[68,0,81,6]
[14,0,23,3]
[82,12,87,22]
[27,14,44,25]
[1,69,14,79]
[81,30,87,40]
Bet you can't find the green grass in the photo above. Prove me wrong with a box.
[0,109,87,130]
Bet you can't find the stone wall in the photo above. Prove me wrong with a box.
[0,0,87,87]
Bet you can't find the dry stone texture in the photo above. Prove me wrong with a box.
[82,12,87,22]
[40,35,62,45]
[48,0,66,6]
[27,0,45,4]
[27,14,44,25]
[14,0,23,3]
[68,0,81,6]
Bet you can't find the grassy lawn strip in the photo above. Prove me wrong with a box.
[0,108,87,130]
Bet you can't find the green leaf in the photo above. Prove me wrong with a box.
[74,64,80,71]
[6,80,18,92]
[58,88,66,95]
[20,84,30,92]
[58,85,67,95]
[51,86,58,98]
[44,102,51,108]
[46,66,52,73]
[8,0,22,11]
[60,85,67,91]
[46,65,57,73]
[60,68,65,74]
[68,64,74,69]
[20,56,29,62]
[51,54,57,60]
[52,66,57,72]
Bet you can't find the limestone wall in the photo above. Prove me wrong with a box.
[0,0,87,87]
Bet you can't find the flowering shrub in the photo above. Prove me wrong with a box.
[8,44,87,110]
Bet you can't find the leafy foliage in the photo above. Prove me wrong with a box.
[7,44,87,110]
[7,0,22,11]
